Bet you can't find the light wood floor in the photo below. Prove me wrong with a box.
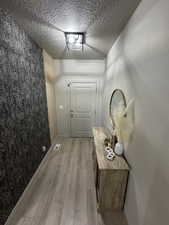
[6,138,127,225]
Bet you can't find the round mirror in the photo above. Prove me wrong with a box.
[109,89,127,128]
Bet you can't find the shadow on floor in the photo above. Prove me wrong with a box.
[98,211,128,225]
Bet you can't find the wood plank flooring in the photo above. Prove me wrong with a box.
[5,138,127,225]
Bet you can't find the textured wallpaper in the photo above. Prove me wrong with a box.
[0,8,50,225]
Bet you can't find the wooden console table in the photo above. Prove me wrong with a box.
[92,127,130,211]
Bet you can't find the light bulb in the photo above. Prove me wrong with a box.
[68,34,76,44]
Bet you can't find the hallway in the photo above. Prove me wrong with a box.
[1,0,169,224]
[6,138,127,225]
[6,138,97,225]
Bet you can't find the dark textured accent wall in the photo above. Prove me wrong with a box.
[0,8,51,225]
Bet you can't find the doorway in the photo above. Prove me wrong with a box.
[68,81,97,137]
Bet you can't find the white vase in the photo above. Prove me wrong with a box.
[114,142,123,156]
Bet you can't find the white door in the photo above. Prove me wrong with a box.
[69,82,97,137]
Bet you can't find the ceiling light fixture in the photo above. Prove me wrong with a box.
[65,32,85,51]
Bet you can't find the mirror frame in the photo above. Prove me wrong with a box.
[109,89,127,128]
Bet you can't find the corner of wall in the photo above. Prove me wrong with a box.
[43,50,58,143]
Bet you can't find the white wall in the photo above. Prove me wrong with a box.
[59,60,105,74]
[103,0,169,225]
[54,60,105,136]
[43,51,58,143]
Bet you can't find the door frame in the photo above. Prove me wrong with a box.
[65,79,101,137]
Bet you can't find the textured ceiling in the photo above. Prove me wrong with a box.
[0,0,140,59]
